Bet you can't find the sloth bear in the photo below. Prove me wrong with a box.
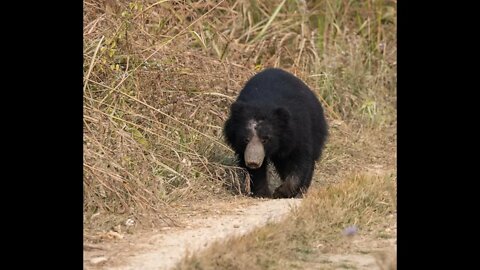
[224,68,328,198]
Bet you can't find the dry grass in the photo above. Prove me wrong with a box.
[175,172,397,269]
[83,0,396,235]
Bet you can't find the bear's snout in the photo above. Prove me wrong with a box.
[244,136,265,169]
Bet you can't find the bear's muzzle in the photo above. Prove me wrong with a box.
[244,135,265,169]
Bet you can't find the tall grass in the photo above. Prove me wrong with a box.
[83,0,396,231]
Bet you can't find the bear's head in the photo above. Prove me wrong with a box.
[225,101,295,169]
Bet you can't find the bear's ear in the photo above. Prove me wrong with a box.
[274,107,291,124]
[231,101,245,116]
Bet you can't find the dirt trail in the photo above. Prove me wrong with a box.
[85,198,302,270]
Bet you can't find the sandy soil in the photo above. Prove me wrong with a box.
[84,198,301,270]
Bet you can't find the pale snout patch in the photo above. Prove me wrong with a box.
[244,120,265,169]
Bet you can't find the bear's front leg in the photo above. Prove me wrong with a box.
[272,160,314,199]
[247,164,272,198]
[272,174,301,198]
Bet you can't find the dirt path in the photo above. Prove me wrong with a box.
[84,198,302,270]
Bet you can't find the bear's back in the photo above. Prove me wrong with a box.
[238,68,314,104]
